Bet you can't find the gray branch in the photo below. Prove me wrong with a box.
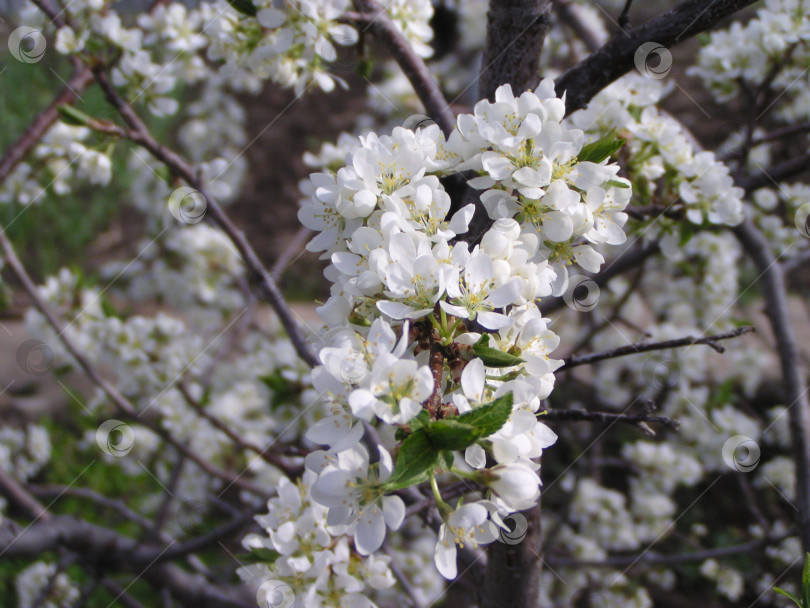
[0,516,254,608]
[547,532,791,569]
[351,0,455,135]
[560,326,754,369]
[733,219,810,553]
[555,0,758,115]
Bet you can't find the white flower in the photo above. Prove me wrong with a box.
[434,502,497,579]
[348,353,433,424]
[377,233,449,319]
[486,462,541,511]
[441,249,522,329]
[310,445,405,555]
[55,26,87,54]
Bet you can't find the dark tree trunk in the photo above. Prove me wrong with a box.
[478,0,553,101]
[481,503,544,608]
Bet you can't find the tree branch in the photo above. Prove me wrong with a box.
[0,516,254,607]
[88,67,319,368]
[546,532,792,569]
[0,0,170,184]
[733,219,810,553]
[29,484,154,530]
[538,242,660,315]
[555,0,758,115]
[0,225,267,496]
[481,501,543,608]
[736,152,810,192]
[270,225,312,282]
[559,326,755,370]
[0,68,93,183]
[542,406,679,433]
[552,0,606,54]
[0,468,51,521]
[351,0,455,135]
[475,5,556,607]
[177,381,300,474]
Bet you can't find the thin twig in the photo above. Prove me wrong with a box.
[0,468,51,521]
[547,532,793,569]
[177,382,300,473]
[618,0,634,29]
[29,484,154,529]
[0,69,93,183]
[541,406,679,432]
[0,515,255,607]
[100,582,148,608]
[736,152,810,192]
[151,454,186,541]
[560,326,755,369]
[270,225,313,281]
[0,0,170,184]
[89,68,319,367]
[0,225,267,496]
[352,0,455,135]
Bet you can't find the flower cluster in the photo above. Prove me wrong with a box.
[207,0,357,94]
[15,561,79,608]
[239,471,397,606]
[7,0,810,606]
[748,183,810,260]
[690,0,810,123]
[267,79,633,594]
[207,0,432,94]
[0,123,111,206]
[571,74,744,227]
[55,4,197,116]
[0,425,51,510]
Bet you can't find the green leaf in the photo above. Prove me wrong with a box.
[154,164,172,185]
[439,451,455,471]
[383,429,439,490]
[802,552,810,607]
[227,0,257,16]
[260,371,299,410]
[606,179,630,189]
[773,587,802,607]
[348,310,372,327]
[357,58,372,80]
[246,546,281,564]
[423,393,514,452]
[473,346,525,368]
[472,334,524,368]
[99,296,119,319]
[410,409,432,431]
[577,134,625,164]
[260,370,286,393]
[425,419,479,450]
[730,317,753,328]
[58,104,94,126]
[455,393,513,438]
[679,222,696,247]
